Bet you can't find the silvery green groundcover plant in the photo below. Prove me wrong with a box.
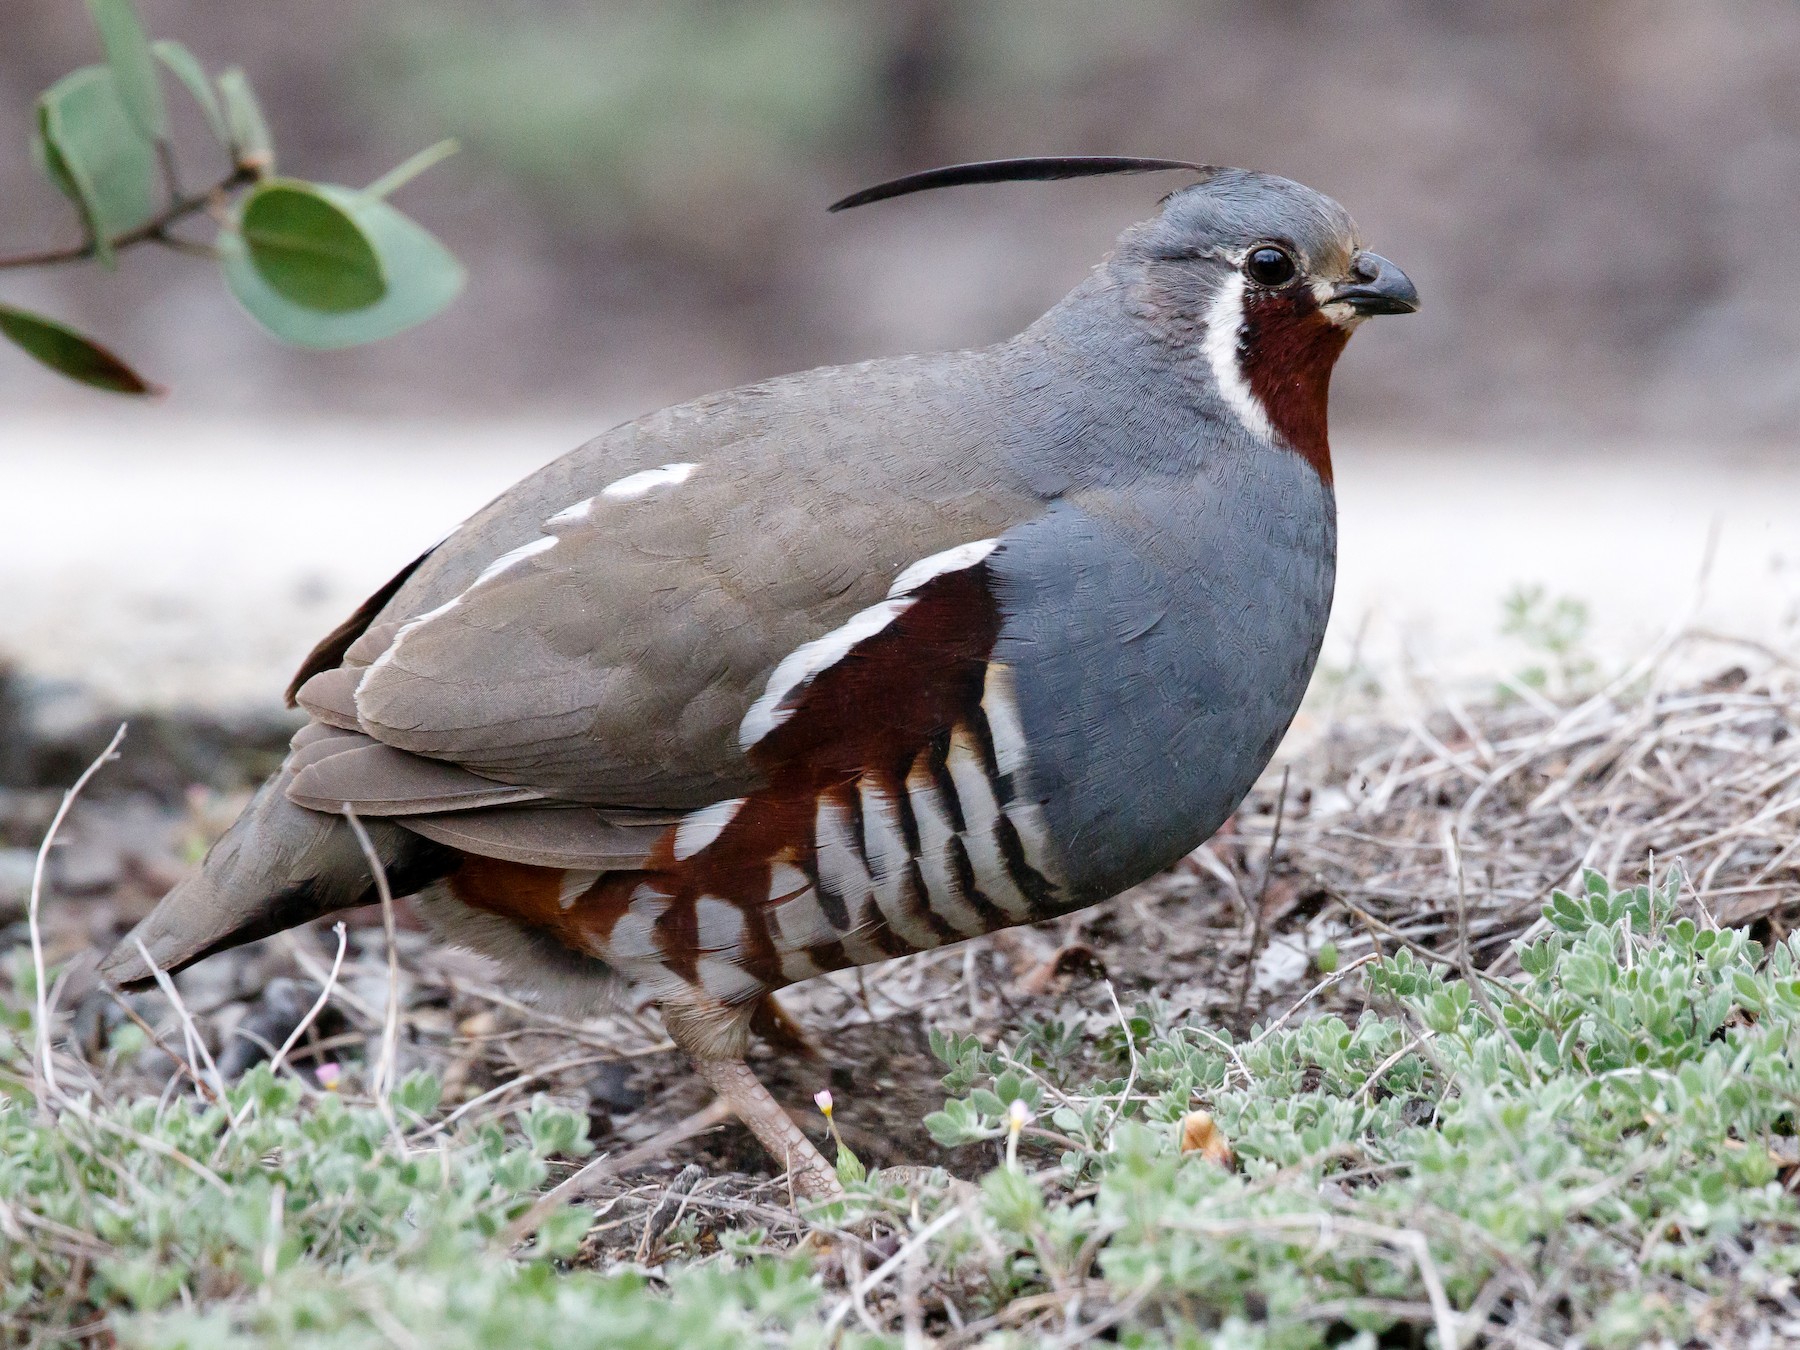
[4,869,1798,1346]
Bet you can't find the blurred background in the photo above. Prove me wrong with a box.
[2,0,1798,721]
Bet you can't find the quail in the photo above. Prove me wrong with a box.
[100,157,1419,1196]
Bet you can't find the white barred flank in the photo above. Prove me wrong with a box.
[858,774,943,950]
[693,896,746,953]
[1003,796,1060,885]
[695,955,764,1002]
[904,756,989,938]
[672,797,744,861]
[768,884,835,951]
[608,889,669,963]
[945,728,1036,921]
[982,663,1030,779]
[556,869,603,909]
[812,797,889,966]
[739,536,1003,752]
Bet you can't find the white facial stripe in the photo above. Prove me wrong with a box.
[547,497,593,526]
[739,597,914,749]
[600,462,697,500]
[672,797,744,861]
[888,539,999,598]
[1200,271,1275,443]
[473,534,557,587]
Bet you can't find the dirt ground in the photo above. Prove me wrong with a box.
[6,624,1796,1242]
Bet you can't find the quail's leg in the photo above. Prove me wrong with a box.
[750,990,825,1060]
[690,1055,841,1199]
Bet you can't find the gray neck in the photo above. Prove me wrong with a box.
[995,257,1283,498]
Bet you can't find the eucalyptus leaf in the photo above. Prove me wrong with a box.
[216,67,273,172]
[84,0,167,141]
[0,303,157,394]
[221,185,463,348]
[151,39,226,144]
[30,124,82,211]
[239,181,385,313]
[34,66,158,265]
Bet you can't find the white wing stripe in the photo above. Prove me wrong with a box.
[887,539,998,597]
[739,598,913,749]
[600,462,698,500]
[472,534,557,588]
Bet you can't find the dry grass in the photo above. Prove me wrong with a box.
[55,629,1800,1189]
[8,625,1800,1345]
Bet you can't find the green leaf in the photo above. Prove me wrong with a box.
[923,1110,965,1147]
[151,39,226,143]
[533,1204,593,1261]
[85,0,166,141]
[238,180,385,313]
[834,1142,866,1187]
[392,1069,442,1119]
[216,66,274,172]
[0,303,158,394]
[34,66,158,264]
[30,125,82,211]
[220,184,463,348]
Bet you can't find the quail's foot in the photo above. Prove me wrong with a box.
[691,1055,842,1200]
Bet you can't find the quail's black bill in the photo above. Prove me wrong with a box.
[829,156,1216,212]
[1331,251,1420,315]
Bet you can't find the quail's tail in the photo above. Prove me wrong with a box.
[98,760,454,990]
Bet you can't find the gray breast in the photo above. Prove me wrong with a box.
[987,443,1336,906]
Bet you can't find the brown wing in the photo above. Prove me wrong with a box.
[303,355,1042,814]
[283,545,435,707]
[438,551,1066,1025]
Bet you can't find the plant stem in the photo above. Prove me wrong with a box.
[0,163,256,272]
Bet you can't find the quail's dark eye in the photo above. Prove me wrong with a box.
[1244,246,1297,288]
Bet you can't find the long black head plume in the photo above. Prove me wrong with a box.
[828,156,1215,212]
